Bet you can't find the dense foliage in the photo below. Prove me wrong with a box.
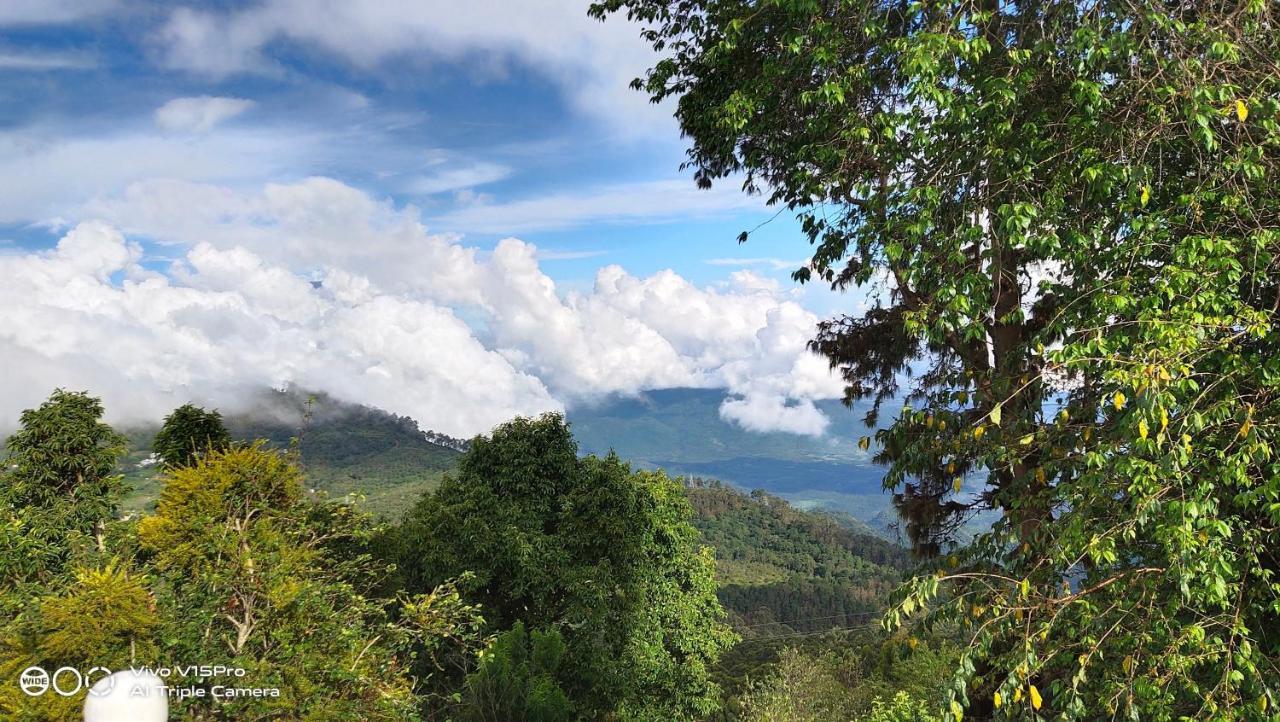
[151,403,232,469]
[686,479,908,631]
[2,389,954,720]
[592,0,1280,718]
[1,393,482,721]
[384,413,737,720]
[0,390,126,587]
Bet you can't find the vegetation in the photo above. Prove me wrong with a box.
[686,479,907,634]
[458,623,573,722]
[593,0,1280,718]
[152,402,232,469]
[1,391,482,721]
[116,391,462,516]
[382,413,737,720]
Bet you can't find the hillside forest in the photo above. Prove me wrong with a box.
[0,391,951,721]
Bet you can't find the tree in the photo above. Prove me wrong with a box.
[390,413,736,720]
[135,445,422,720]
[152,402,232,469]
[0,389,126,581]
[459,623,573,722]
[591,1,1279,718]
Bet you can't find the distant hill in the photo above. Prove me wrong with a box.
[117,390,463,516]
[111,387,913,534]
[102,391,914,625]
[684,478,911,636]
[567,388,905,535]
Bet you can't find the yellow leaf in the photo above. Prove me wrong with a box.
[974,425,986,441]
[950,699,964,721]
[1140,185,1150,206]
[1122,656,1133,674]
[1236,99,1249,122]
[1138,419,1148,440]
[1240,418,1254,438]
[1030,684,1043,710]
[1013,687,1023,703]
[1158,366,1171,381]
[1084,427,1093,442]
[938,419,947,430]
[1259,695,1268,713]
[990,404,1002,426]
[926,414,934,428]
[858,436,870,450]
[1015,607,1024,621]
[908,636,918,649]
[1035,467,1046,484]
[1160,407,1169,431]
[1113,391,1126,411]
[994,692,1003,709]
[946,461,956,474]
[953,476,963,493]
[1198,530,1208,543]
[1019,434,1034,446]
[1020,578,1030,597]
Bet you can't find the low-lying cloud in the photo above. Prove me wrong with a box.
[1,178,844,437]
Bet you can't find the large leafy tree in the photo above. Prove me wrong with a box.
[0,390,126,583]
[135,444,426,720]
[390,413,735,720]
[152,402,232,469]
[592,0,1279,718]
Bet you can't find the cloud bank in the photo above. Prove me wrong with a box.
[1,179,844,437]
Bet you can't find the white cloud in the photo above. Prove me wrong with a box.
[0,125,322,224]
[720,394,830,436]
[5,179,846,436]
[432,179,765,234]
[0,0,117,24]
[156,0,670,137]
[705,257,805,271]
[0,52,96,70]
[0,221,557,437]
[155,96,256,134]
[407,158,510,196]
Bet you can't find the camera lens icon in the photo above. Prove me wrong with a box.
[19,666,50,696]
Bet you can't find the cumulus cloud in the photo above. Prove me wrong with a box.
[4,179,846,436]
[155,96,256,134]
[0,221,557,436]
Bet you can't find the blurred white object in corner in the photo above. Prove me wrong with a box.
[83,669,167,722]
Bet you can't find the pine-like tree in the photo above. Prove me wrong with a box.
[152,403,232,469]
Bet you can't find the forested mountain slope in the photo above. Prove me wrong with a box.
[103,392,914,640]
[684,479,910,635]
[115,390,464,515]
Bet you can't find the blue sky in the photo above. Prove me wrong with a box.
[0,0,812,286]
[0,1,868,438]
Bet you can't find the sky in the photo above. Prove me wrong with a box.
[0,0,869,438]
